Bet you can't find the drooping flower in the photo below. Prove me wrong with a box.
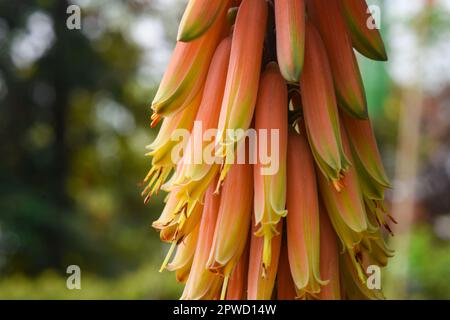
[226,242,249,300]
[307,0,368,119]
[341,111,395,233]
[286,131,325,298]
[172,36,232,188]
[166,224,199,283]
[181,181,223,300]
[340,251,385,300]
[207,162,253,299]
[274,0,305,83]
[253,62,288,271]
[142,90,202,203]
[215,0,268,183]
[277,238,297,300]
[339,0,388,61]
[318,204,341,300]
[247,220,283,300]
[151,3,228,118]
[300,21,350,187]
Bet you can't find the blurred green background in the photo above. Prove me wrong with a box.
[0,0,449,299]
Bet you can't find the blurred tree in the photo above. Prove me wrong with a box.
[0,0,169,281]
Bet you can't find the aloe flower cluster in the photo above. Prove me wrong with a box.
[143,0,395,300]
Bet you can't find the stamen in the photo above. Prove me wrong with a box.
[220,275,230,300]
[151,114,161,128]
[159,242,176,273]
[262,235,272,279]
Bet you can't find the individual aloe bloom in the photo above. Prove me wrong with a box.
[143,90,203,203]
[318,204,341,300]
[340,252,384,300]
[247,220,283,300]
[254,63,288,271]
[167,224,199,283]
[277,238,297,300]
[151,4,227,119]
[172,37,232,187]
[153,189,203,245]
[318,120,369,234]
[182,182,223,300]
[339,0,388,61]
[177,0,230,42]
[362,236,394,268]
[166,163,220,228]
[226,243,249,300]
[274,0,305,82]
[341,111,394,232]
[306,0,368,119]
[341,112,390,188]
[300,21,350,187]
[286,131,325,298]
[207,162,253,298]
[318,121,375,283]
[215,0,268,168]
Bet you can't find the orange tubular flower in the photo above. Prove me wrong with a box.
[151,4,228,119]
[286,131,324,298]
[143,90,202,202]
[318,204,341,300]
[274,0,305,83]
[341,111,391,191]
[247,220,283,300]
[341,112,394,233]
[300,21,350,186]
[167,224,199,283]
[226,243,249,300]
[318,120,369,236]
[254,62,288,271]
[307,0,368,119]
[207,162,253,299]
[277,239,297,300]
[215,0,268,178]
[339,0,388,61]
[177,0,230,42]
[182,182,223,300]
[318,120,378,283]
[172,36,232,188]
[340,251,384,300]
[154,190,203,245]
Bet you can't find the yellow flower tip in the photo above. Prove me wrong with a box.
[215,162,231,194]
[141,166,172,203]
[332,178,345,192]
